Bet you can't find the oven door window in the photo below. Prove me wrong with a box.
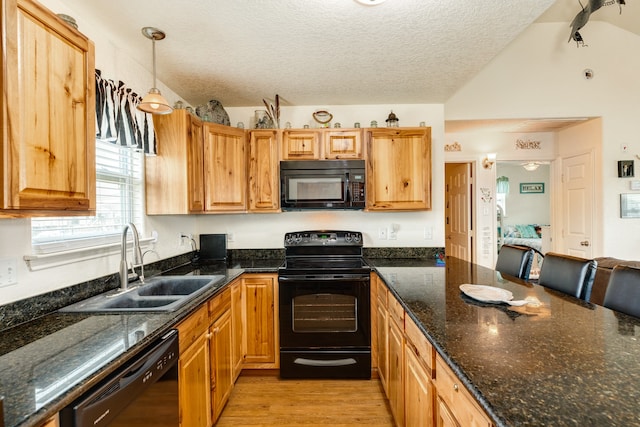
[285,176,345,202]
[293,293,357,333]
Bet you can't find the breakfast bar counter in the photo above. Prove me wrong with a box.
[369,256,640,426]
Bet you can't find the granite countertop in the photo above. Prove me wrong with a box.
[0,259,282,427]
[3,255,639,427]
[368,256,640,427]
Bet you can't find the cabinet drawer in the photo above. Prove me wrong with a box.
[177,304,209,351]
[209,287,231,322]
[387,293,404,327]
[435,356,492,427]
[405,315,434,375]
[376,281,388,307]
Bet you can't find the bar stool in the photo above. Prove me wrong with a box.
[602,265,640,318]
[537,252,597,301]
[495,244,535,280]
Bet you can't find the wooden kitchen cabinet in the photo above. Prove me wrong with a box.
[248,130,280,212]
[177,304,211,427]
[281,129,321,159]
[324,129,363,159]
[209,288,233,423]
[404,316,435,427]
[147,110,205,214]
[242,274,279,369]
[1,0,95,217]
[230,279,245,380]
[203,123,247,211]
[39,415,59,427]
[366,127,431,211]
[375,275,389,393]
[387,300,405,427]
[435,355,493,427]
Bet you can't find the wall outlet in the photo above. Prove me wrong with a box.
[388,227,398,240]
[227,233,234,242]
[378,228,387,240]
[424,227,433,240]
[0,257,18,287]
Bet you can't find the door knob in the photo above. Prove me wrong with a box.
[580,240,590,247]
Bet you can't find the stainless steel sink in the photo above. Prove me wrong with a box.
[60,275,225,313]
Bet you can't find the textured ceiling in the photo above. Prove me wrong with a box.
[58,0,557,107]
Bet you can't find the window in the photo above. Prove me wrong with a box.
[31,140,144,253]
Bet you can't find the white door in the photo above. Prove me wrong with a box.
[445,163,472,261]
[562,153,594,257]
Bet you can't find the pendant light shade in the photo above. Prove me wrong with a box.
[138,27,173,115]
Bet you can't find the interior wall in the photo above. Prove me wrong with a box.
[445,21,640,259]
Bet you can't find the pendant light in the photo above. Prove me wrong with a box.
[137,27,173,115]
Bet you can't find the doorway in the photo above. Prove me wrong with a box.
[445,163,473,262]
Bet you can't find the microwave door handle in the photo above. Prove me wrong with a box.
[345,173,350,202]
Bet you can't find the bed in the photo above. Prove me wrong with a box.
[501,224,543,252]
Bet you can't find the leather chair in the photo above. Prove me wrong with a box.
[495,245,535,280]
[537,252,597,301]
[603,265,640,318]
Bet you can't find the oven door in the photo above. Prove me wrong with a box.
[278,274,370,349]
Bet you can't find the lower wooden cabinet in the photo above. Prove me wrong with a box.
[243,274,279,368]
[435,355,493,427]
[405,343,434,427]
[388,315,405,427]
[178,330,211,427]
[231,279,245,380]
[210,290,233,422]
[39,415,59,427]
[375,281,389,392]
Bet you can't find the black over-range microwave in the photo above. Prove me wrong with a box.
[280,159,366,210]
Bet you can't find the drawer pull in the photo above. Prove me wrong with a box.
[453,384,459,392]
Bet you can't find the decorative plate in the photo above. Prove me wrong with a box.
[459,284,513,304]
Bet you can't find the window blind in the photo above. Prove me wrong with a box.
[31,140,144,253]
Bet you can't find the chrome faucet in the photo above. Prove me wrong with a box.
[120,223,143,291]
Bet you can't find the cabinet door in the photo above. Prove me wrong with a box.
[203,123,247,211]
[211,309,233,423]
[366,128,431,211]
[2,0,95,214]
[405,344,434,427]
[188,115,205,212]
[435,356,492,427]
[281,130,321,159]
[388,317,405,427]
[248,130,280,212]
[179,332,212,427]
[231,280,245,380]
[147,110,197,214]
[243,274,279,368]
[324,129,363,159]
[376,288,389,393]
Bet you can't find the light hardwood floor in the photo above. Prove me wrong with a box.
[215,375,395,426]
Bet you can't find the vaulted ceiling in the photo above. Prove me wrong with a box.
[58,0,637,132]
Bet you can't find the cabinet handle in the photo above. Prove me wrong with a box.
[580,240,590,247]
[213,327,220,334]
[206,332,212,339]
[453,384,459,392]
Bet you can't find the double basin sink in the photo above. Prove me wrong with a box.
[60,275,225,313]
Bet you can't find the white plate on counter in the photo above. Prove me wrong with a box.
[459,284,530,306]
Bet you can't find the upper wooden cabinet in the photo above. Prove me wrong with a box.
[147,111,247,214]
[147,110,203,214]
[203,123,247,212]
[282,128,363,160]
[281,129,321,160]
[1,0,96,217]
[366,128,431,211]
[248,130,280,212]
[324,129,363,159]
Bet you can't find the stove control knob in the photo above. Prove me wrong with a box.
[345,234,353,243]
[285,234,294,244]
[294,234,303,244]
[353,233,361,243]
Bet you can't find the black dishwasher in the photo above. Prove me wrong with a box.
[60,329,179,427]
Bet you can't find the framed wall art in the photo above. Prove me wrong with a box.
[620,193,640,218]
[618,160,634,178]
[519,183,544,194]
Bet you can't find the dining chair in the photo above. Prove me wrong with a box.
[602,265,640,318]
[537,252,597,301]
[495,244,535,280]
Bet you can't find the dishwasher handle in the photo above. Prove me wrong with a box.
[61,330,178,427]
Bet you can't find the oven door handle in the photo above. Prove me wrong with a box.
[294,357,357,367]
[278,275,370,282]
